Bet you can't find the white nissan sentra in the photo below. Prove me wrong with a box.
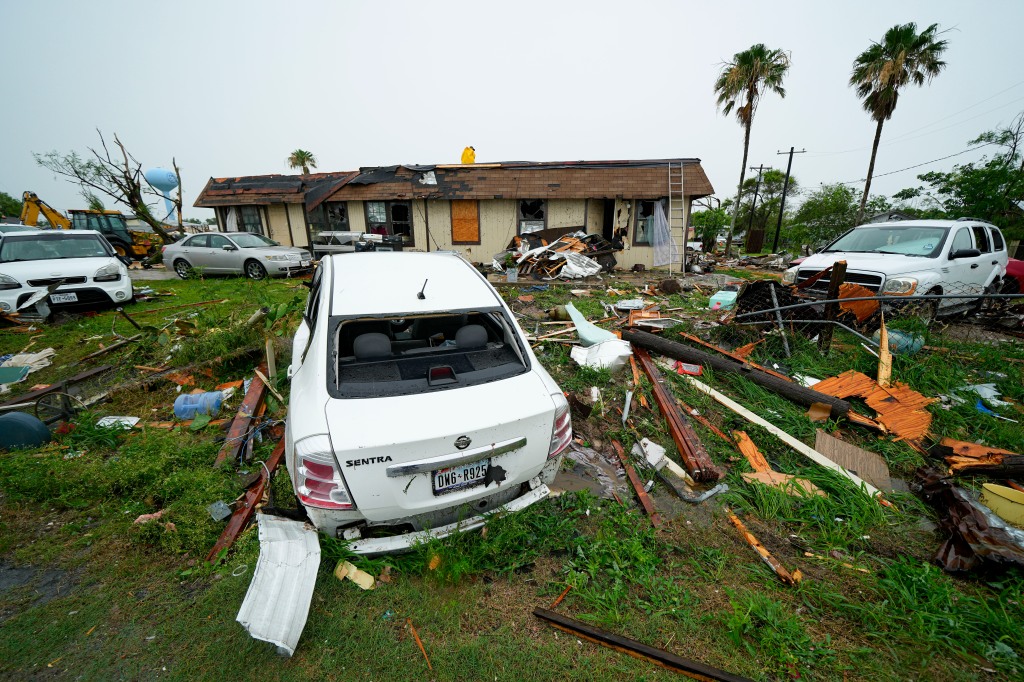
[285,252,572,553]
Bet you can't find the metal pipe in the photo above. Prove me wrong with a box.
[738,319,880,347]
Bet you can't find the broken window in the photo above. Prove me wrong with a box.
[239,205,264,235]
[365,201,414,246]
[326,202,349,231]
[518,199,546,234]
[633,200,658,245]
[971,225,991,252]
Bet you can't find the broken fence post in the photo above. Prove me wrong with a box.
[817,260,847,353]
[622,329,852,420]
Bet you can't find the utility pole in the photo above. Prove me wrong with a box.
[745,164,770,241]
[771,147,806,253]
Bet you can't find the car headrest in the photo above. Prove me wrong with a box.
[353,332,391,360]
[455,325,488,350]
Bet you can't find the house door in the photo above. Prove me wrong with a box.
[451,200,480,244]
[602,199,614,241]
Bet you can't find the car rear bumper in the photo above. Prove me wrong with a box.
[339,480,550,555]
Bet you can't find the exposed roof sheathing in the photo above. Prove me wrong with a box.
[194,159,714,209]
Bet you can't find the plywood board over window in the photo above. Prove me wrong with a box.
[451,200,481,244]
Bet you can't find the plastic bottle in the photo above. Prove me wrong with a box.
[173,391,224,419]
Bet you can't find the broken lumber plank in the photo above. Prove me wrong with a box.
[632,347,720,482]
[676,399,732,443]
[610,440,662,527]
[213,363,269,468]
[734,431,825,497]
[80,334,142,361]
[206,438,285,563]
[932,438,1024,477]
[126,298,229,317]
[728,512,802,586]
[677,331,791,382]
[622,329,852,419]
[685,376,882,500]
[533,608,752,682]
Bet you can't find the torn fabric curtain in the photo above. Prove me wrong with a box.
[651,202,677,267]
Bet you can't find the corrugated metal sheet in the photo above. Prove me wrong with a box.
[236,514,320,656]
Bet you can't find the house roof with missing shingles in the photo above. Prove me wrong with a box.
[194,159,714,209]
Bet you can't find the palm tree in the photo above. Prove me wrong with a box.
[287,149,318,175]
[714,44,791,257]
[851,23,949,223]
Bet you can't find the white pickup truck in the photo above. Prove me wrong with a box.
[782,218,1009,321]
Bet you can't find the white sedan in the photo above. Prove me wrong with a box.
[285,252,572,553]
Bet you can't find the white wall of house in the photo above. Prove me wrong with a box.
[323,196,693,270]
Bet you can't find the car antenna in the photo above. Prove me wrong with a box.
[417,279,428,300]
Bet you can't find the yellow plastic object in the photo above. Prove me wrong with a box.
[981,483,1024,528]
[461,146,476,164]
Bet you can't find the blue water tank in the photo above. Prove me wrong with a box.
[173,392,224,419]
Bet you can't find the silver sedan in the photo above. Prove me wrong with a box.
[162,232,312,280]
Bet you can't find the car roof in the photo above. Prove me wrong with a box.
[326,252,501,316]
[856,219,997,229]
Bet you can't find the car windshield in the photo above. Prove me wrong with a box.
[823,225,950,258]
[231,233,279,248]
[328,309,529,399]
[0,233,112,262]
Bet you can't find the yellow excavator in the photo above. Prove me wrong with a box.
[19,191,159,261]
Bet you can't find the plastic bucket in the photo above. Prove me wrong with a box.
[173,391,224,420]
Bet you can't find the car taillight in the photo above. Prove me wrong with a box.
[548,393,572,459]
[294,435,355,510]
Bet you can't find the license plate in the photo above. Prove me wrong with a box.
[433,458,490,494]
[301,260,310,267]
[50,292,78,304]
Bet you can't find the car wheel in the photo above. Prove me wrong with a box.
[173,259,193,279]
[110,241,130,258]
[902,289,939,327]
[245,260,268,280]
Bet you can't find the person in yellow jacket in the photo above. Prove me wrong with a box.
[461,146,476,164]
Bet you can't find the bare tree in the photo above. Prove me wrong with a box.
[34,130,180,243]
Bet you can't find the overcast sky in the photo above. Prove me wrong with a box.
[3,0,1023,221]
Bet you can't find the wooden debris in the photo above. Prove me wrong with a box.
[611,440,663,527]
[686,377,882,499]
[407,619,433,671]
[734,431,824,497]
[80,334,143,361]
[802,551,871,573]
[877,315,893,388]
[731,339,763,359]
[213,364,269,468]
[550,585,572,609]
[128,298,228,317]
[628,355,648,408]
[206,438,285,563]
[805,402,832,423]
[932,437,1024,478]
[676,331,790,381]
[632,347,721,482]
[812,370,937,441]
[533,608,753,682]
[334,561,376,590]
[676,399,732,443]
[728,512,802,586]
[814,430,892,491]
[838,282,880,322]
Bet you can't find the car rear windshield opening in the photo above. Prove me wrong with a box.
[328,310,528,398]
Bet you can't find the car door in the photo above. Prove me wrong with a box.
[206,234,238,274]
[945,225,989,300]
[176,234,206,266]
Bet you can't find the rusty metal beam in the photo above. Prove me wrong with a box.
[206,438,285,563]
[610,440,662,527]
[632,347,721,482]
[534,608,753,682]
[213,363,268,468]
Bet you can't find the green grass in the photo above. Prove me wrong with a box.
[1,276,1023,681]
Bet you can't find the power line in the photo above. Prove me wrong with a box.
[838,142,994,185]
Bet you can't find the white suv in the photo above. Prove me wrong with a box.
[0,230,133,314]
[284,252,572,553]
[783,218,1009,318]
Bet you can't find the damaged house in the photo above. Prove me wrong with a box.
[194,159,714,270]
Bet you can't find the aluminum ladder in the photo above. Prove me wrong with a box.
[667,160,687,275]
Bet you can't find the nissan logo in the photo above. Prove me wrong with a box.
[454,436,472,450]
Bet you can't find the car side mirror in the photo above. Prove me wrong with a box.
[118,255,133,266]
[949,248,981,260]
[222,244,238,251]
